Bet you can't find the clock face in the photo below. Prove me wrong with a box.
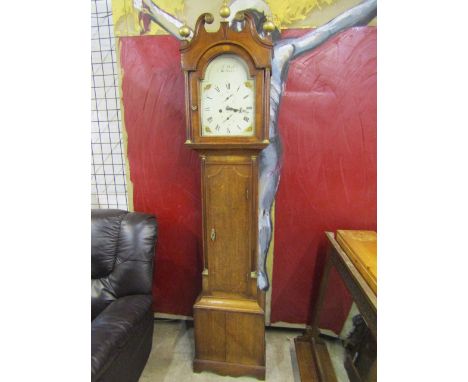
[200,54,255,137]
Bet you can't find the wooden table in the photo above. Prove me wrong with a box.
[295,231,377,382]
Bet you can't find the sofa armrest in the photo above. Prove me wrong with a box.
[91,295,153,381]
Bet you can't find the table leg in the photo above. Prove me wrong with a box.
[295,244,338,382]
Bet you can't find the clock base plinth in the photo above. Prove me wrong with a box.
[193,295,266,380]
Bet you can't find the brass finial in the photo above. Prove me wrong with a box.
[262,17,275,34]
[179,24,191,38]
[219,1,231,19]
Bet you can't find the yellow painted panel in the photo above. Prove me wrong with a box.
[111,0,375,37]
[268,0,335,28]
[112,0,184,36]
[281,0,377,28]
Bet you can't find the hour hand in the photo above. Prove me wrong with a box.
[226,106,239,112]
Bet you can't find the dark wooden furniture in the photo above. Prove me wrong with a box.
[179,10,273,380]
[295,231,377,382]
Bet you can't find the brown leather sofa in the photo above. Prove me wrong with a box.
[91,209,158,382]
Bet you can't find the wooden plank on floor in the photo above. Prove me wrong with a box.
[294,337,319,382]
[312,339,338,382]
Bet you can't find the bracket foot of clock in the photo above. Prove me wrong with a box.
[194,358,265,380]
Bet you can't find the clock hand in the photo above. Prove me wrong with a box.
[226,106,239,112]
[224,93,234,102]
[222,114,234,122]
[226,106,250,115]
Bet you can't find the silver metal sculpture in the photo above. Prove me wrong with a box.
[138,0,377,290]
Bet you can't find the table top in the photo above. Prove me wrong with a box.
[336,230,377,295]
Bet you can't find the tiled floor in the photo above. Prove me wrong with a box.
[140,319,349,382]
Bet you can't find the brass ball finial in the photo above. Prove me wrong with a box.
[262,18,275,34]
[219,1,231,19]
[179,24,191,38]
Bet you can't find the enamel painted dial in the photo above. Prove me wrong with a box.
[200,54,255,137]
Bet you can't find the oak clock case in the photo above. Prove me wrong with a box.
[180,12,272,380]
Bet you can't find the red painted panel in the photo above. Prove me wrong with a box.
[271,28,377,332]
[119,28,376,329]
[120,36,203,316]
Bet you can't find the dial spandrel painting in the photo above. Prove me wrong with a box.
[200,54,255,137]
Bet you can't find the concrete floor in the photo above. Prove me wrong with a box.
[140,319,348,382]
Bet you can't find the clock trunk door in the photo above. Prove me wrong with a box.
[205,162,252,297]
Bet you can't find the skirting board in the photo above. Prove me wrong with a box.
[154,312,193,320]
[269,321,306,329]
[154,313,312,330]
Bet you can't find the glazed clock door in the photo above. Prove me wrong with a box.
[200,54,256,137]
[204,160,252,296]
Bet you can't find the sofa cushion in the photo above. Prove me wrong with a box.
[91,295,153,381]
[91,209,157,320]
[91,210,127,279]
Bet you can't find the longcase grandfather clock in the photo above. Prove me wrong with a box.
[179,6,273,380]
